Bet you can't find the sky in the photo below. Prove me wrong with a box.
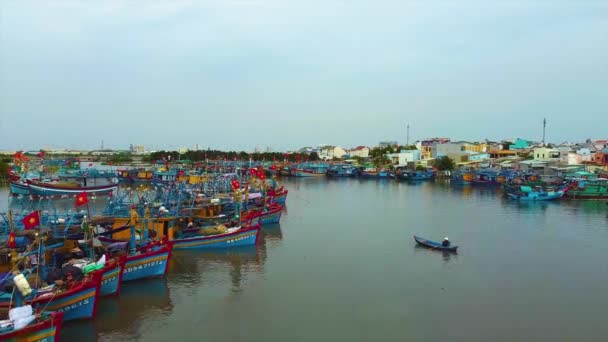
[1,0,607,151]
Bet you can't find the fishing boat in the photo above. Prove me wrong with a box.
[470,169,502,186]
[120,242,173,283]
[268,187,288,205]
[116,169,153,184]
[26,180,118,197]
[326,164,360,177]
[0,270,103,322]
[260,204,283,225]
[293,164,328,177]
[413,235,458,252]
[360,168,390,179]
[171,223,261,250]
[99,257,125,296]
[565,179,608,200]
[396,169,435,181]
[505,184,567,201]
[0,310,63,342]
[451,170,474,184]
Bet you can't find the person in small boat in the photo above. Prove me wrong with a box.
[442,237,451,247]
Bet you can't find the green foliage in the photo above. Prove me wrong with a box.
[435,156,455,171]
[351,156,365,165]
[0,161,9,175]
[108,153,133,163]
[146,150,319,163]
[415,164,426,171]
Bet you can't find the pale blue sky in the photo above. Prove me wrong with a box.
[1,0,606,151]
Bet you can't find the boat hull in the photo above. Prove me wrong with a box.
[9,181,30,195]
[260,207,282,225]
[0,311,63,342]
[0,271,103,322]
[27,181,118,196]
[414,236,458,252]
[172,225,260,250]
[271,191,288,205]
[294,170,325,177]
[121,244,172,283]
[100,259,124,296]
[506,192,565,201]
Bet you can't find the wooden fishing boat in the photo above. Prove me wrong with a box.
[0,270,103,322]
[291,163,328,177]
[505,184,567,201]
[26,180,118,197]
[259,205,283,225]
[396,170,435,181]
[360,169,389,178]
[120,242,173,283]
[99,257,125,296]
[414,236,458,252]
[171,224,261,250]
[268,187,288,205]
[565,179,608,200]
[8,181,30,196]
[0,310,64,342]
[326,165,360,177]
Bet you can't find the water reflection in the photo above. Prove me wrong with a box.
[414,245,458,262]
[61,278,172,341]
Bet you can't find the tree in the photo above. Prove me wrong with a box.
[309,152,320,161]
[435,156,455,171]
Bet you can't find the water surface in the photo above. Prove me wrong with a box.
[3,179,608,341]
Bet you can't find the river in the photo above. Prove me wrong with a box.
[2,178,608,341]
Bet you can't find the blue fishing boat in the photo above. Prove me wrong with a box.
[26,180,118,197]
[120,243,173,283]
[259,205,283,225]
[414,235,458,252]
[505,184,567,201]
[396,169,435,181]
[99,258,124,296]
[0,271,103,322]
[293,163,329,177]
[360,168,389,179]
[171,224,260,250]
[326,164,360,177]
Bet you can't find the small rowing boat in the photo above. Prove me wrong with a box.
[413,235,458,252]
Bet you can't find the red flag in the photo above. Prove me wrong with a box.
[21,211,41,230]
[75,191,88,207]
[7,231,16,248]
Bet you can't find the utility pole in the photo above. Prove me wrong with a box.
[406,124,410,146]
[542,118,546,146]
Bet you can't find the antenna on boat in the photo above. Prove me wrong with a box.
[542,118,546,146]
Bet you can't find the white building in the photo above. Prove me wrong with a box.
[319,146,347,160]
[348,146,370,158]
[533,147,560,161]
[386,150,420,166]
[567,148,593,165]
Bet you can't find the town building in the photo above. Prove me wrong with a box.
[319,146,346,160]
[348,146,370,158]
[533,147,560,161]
[386,149,420,166]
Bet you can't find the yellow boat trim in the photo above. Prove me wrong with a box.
[126,255,168,268]
[17,327,56,342]
[102,270,120,280]
[176,232,257,248]
[45,290,95,311]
